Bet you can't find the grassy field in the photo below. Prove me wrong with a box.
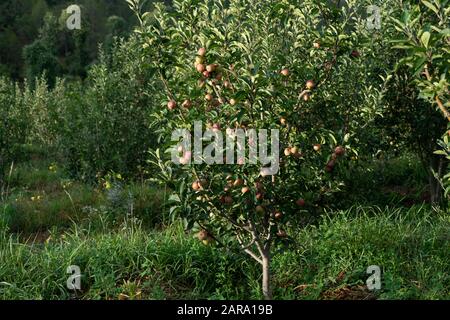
[1,147,448,300]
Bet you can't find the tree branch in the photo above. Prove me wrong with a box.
[237,233,262,265]
[436,96,450,122]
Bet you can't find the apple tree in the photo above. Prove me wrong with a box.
[129,0,384,299]
[389,0,450,203]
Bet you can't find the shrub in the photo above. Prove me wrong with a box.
[55,37,160,180]
[0,77,28,187]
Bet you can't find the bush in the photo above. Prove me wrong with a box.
[54,37,160,180]
[0,77,28,185]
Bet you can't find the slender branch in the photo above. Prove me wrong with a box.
[248,220,264,257]
[264,222,274,251]
[237,233,263,265]
[158,68,175,100]
[215,210,249,232]
[243,248,263,265]
[436,96,450,122]
[423,64,450,122]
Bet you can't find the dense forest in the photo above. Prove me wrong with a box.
[0,0,162,80]
[0,0,449,301]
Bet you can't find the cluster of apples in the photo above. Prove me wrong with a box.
[278,79,316,127]
[167,97,192,111]
[301,79,315,102]
[325,145,346,173]
[195,47,218,78]
[284,146,303,158]
[219,177,268,212]
[280,68,316,102]
[194,47,236,107]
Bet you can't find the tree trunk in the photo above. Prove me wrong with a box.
[262,251,272,300]
[429,155,446,204]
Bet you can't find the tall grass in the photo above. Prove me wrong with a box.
[1,206,448,300]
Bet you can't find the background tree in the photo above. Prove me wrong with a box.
[22,12,61,88]
[389,0,450,203]
[0,0,153,80]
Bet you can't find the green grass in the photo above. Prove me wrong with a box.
[275,206,450,300]
[1,156,164,233]
[343,154,430,207]
[0,206,448,300]
[1,148,448,300]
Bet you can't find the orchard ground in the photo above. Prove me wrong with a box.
[0,145,448,300]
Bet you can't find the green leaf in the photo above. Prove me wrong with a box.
[421,31,431,48]
[440,28,450,36]
[413,56,428,75]
[421,1,439,14]
[344,133,350,143]
[168,194,181,202]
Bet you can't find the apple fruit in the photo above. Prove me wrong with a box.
[327,160,336,168]
[241,186,250,194]
[223,81,232,89]
[290,146,299,155]
[206,64,217,73]
[224,196,233,205]
[306,80,315,90]
[167,100,177,110]
[198,47,206,57]
[334,146,345,156]
[351,50,360,58]
[233,179,244,187]
[284,148,291,156]
[195,56,204,65]
[296,198,306,207]
[303,93,310,102]
[313,144,321,152]
[197,229,209,241]
[196,64,206,73]
[182,99,192,109]
[280,68,289,76]
[192,181,201,191]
